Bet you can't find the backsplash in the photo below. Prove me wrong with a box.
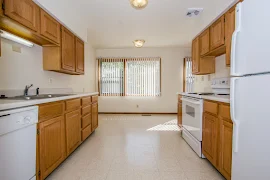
[193,55,230,92]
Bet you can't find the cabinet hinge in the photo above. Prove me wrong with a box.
[37,129,40,135]
[38,170,41,176]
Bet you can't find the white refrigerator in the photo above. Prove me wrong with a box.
[231,0,270,180]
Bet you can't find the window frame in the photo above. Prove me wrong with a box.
[98,57,161,97]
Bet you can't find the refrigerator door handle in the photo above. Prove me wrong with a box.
[231,77,240,152]
[231,3,242,76]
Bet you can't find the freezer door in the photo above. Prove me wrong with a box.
[231,0,270,76]
[231,75,270,180]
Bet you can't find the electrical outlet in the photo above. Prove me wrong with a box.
[49,78,53,84]
[136,105,139,108]
[12,45,21,53]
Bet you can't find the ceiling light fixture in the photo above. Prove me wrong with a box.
[130,0,148,10]
[0,30,34,47]
[133,40,145,48]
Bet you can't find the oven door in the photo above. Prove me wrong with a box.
[182,97,203,141]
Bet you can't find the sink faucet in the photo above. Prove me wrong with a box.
[24,84,33,96]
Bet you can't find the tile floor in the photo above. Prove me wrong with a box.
[46,114,225,180]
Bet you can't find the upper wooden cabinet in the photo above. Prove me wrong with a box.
[40,9,61,44]
[225,6,236,67]
[192,37,215,75]
[199,28,210,56]
[4,0,39,31]
[75,37,85,74]
[39,116,66,180]
[61,26,76,72]
[210,16,225,50]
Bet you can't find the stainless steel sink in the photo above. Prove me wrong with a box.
[7,94,75,100]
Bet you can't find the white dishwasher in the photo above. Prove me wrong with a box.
[0,106,38,180]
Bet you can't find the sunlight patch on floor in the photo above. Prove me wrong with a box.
[147,119,181,132]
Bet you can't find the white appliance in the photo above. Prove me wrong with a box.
[0,106,38,180]
[231,1,270,179]
[182,78,230,157]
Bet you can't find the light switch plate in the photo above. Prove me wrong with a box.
[12,45,21,53]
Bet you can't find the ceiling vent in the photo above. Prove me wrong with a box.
[186,8,203,17]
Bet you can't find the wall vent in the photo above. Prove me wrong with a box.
[186,8,203,17]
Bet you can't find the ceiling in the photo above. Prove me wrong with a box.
[80,0,236,48]
[36,0,237,49]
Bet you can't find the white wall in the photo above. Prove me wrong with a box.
[194,55,230,92]
[96,47,191,113]
[0,38,96,92]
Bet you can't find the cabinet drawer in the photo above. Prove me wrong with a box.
[65,98,81,112]
[92,95,98,103]
[82,105,91,116]
[81,125,92,141]
[204,101,218,115]
[82,113,91,129]
[39,101,64,122]
[82,96,91,107]
[219,104,232,122]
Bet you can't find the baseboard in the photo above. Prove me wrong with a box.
[98,112,177,115]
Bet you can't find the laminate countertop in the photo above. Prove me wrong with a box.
[178,92,230,104]
[0,92,99,111]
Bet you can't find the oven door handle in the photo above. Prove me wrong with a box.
[181,98,201,105]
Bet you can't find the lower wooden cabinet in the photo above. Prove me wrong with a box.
[219,118,233,180]
[203,100,233,180]
[177,102,182,127]
[65,109,81,155]
[92,102,98,131]
[39,116,66,180]
[202,112,219,166]
[37,96,98,180]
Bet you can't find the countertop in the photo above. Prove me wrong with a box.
[178,92,230,104]
[0,92,99,111]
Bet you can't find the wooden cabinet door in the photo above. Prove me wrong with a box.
[210,16,225,50]
[39,116,66,180]
[40,9,61,44]
[192,37,200,73]
[199,28,210,56]
[219,119,233,180]
[61,26,75,72]
[177,102,182,127]
[202,113,218,166]
[4,0,39,31]
[75,38,85,74]
[225,6,236,67]
[65,109,81,155]
[92,102,98,131]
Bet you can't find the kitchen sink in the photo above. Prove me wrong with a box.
[7,94,75,100]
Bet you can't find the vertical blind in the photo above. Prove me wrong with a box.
[184,57,194,92]
[98,57,161,96]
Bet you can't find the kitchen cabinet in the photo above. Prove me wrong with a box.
[92,102,98,131]
[40,9,61,44]
[192,37,215,75]
[81,96,93,141]
[203,100,233,180]
[225,5,236,67]
[39,116,66,180]
[202,112,219,166]
[199,28,210,56]
[65,109,81,155]
[75,37,85,74]
[210,16,225,50]
[4,0,39,32]
[177,95,182,127]
[61,26,76,72]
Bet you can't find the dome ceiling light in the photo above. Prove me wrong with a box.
[133,40,145,48]
[130,0,148,10]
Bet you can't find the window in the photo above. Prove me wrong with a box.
[98,57,161,96]
[183,57,194,92]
